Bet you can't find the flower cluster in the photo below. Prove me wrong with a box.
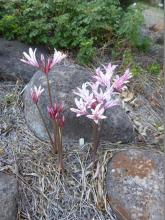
[71,63,132,124]
[21,48,66,75]
[47,103,65,128]
[21,47,133,166]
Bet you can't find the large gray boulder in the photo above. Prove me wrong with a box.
[0,172,18,220]
[0,38,48,82]
[106,149,164,220]
[24,61,134,143]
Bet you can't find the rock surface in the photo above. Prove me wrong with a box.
[0,172,18,220]
[0,38,48,82]
[106,149,164,220]
[143,7,164,29]
[24,61,134,143]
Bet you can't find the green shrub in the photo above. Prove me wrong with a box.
[0,0,149,64]
[117,4,150,51]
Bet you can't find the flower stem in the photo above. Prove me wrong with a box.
[92,122,100,162]
[36,103,54,150]
[45,75,58,154]
[58,127,64,173]
[53,121,58,153]
[46,75,53,106]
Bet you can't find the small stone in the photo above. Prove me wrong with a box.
[79,138,85,147]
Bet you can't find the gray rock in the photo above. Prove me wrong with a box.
[24,61,134,143]
[143,7,164,29]
[0,172,18,220]
[149,0,161,6]
[134,44,163,67]
[106,149,164,220]
[148,45,163,65]
[0,38,48,82]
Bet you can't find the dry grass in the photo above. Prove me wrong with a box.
[16,141,117,220]
[0,81,119,220]
[0,77,163,219]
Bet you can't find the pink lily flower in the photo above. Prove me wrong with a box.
[113,69,132,92]
[74,83,90,99]
[73,83,95,108]
[30,85,44,104]
[87,103,107,124]
[93,63,117,88]
[21,48,66,75]
[40,49,66,74]
[104,99,119,109]
[21,48,39,68]
[103,62,118,75]
[70,98,87,117]
[47,103,64,120]
[48,103,65,128]
[93,67,113,88]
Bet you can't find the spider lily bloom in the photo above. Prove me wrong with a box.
[74,83,91,100]
[87,103,107,124]
[70,98,88,117]
[73,83,95,108]
[95,89,119,109]
[47,103,64,121]
[89,82,116,107]
[104,99,119,109]
[87,81,100,94]
[21,48,66,75]
[93,63,118,88]
[103,62,118,75]
[40,49,66,75]
[21,48,39,68]
[47,106,58,120]
[93,67,113,88]
[113,69,132,92]
[93,68,108,87]
[30,85,44,104]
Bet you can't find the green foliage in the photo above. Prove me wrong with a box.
[121,49,162,77]
[0,15,20,40]
[117,4,150,51]
[0,0,147,64]
[147,63,161,75]
[122,49,143,77]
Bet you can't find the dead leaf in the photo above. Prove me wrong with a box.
[0,147,5,156]
[121,91,134,102]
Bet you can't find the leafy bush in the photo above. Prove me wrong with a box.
[117,4,151,51]
[0,0,149,64]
